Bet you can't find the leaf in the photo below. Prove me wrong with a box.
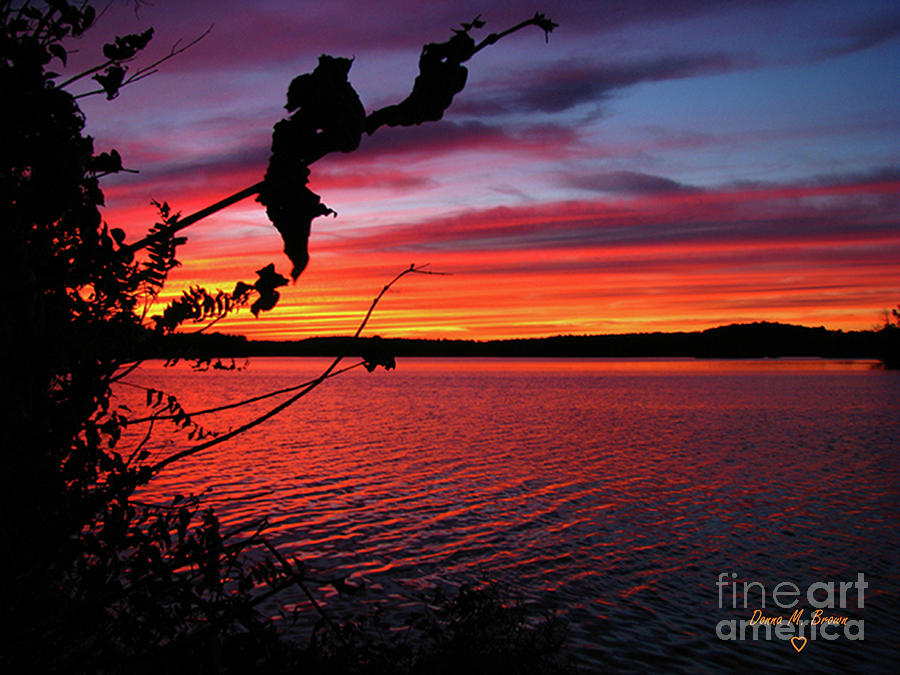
[532,12,559,42]
[259,55,364,279]
[283,55,366,154]
[79,6,96,34]
[460,15,484,31]
[249,264,289,316]
[93,65,126,100]
[250,292,279,317]
[361,336,396,372]
[48,43,67,66]
[232,280,252,300]
[254,263,289,293]
[89,149,123,174]
[102,29,154,61]
[365,31,476,134]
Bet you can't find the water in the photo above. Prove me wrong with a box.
[118,358,900,672]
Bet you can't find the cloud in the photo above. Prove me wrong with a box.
[822,12,900,56]
[310,167,434,192]
[562,170,700,195]
[311,171,900,257]
[813,165,900,187]
[455,53,747,116]
[333,119,580,161]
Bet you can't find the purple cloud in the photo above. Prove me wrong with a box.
[563,170,700,195]
[456,53,746,115]
[822,12,900,56]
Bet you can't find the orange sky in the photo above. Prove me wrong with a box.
[107,173,898,340]
[83,1,899,340]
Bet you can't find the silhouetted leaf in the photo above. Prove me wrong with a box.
[93,65,126,100]
[89,149,123,174]
[249,263,289,316]
[532,12,559,42]
[361,336,396,372]
[232,280,252,300]
[253,263,289,293]
[259,55,363,279]
[48,43,67,65]
[250,293,278,316]
[365,31,475,134]
[102,28,154,61]
[78,6,96,35]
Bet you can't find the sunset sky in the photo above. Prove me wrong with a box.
[74,0,899,339]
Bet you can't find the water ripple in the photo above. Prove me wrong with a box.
[123,358,900,672]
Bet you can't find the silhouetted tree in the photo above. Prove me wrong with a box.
[879,305,900,369]
[0,3,560,672]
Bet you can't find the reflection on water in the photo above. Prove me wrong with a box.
[120,358,900,673]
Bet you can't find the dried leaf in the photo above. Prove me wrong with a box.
[258,55,363,279]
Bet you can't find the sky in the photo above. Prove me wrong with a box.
[71,0,900,340]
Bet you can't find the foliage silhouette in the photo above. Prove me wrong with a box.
[879,305,900,369]
[0,3,562,672]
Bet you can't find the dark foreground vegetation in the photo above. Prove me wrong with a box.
[1,2,575,673]
[149,320,900,362]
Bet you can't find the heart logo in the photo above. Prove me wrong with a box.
[791,636,807,653]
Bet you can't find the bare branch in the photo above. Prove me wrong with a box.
[262,540,338,632]
[120,181,263,258]
[110,359,144,383]
[120,360,366,424]
[72,25,213,99]
[126,414,156,466]
[148,264,440,474]
[355,264,449,339]
[57,57,115,89]
[471,12,558,55]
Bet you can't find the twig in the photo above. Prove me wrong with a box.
[110,359,144,384]
[262,540,338,632]
[471,12,558,55]
[355,264,448,339]
[71,25,213,99]
[148,264,438,474]
[57,57,114,89]
[126,414,156,466]
[117,13,554,259]
[120,360,366,424]
[222,516,269,543]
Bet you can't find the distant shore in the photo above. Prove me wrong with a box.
[143,321,894,361]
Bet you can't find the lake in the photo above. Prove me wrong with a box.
[119,357,900,673]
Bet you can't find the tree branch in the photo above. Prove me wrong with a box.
[148,264,439,474]
[120,360,365,424]
[120,181,263,257]
[72,25,213,99]
[116,14,554,260]
[471,12,558,56]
